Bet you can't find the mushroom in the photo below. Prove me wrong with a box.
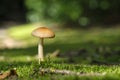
[32,27,55,63]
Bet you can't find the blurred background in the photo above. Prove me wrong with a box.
[0,0,120,64]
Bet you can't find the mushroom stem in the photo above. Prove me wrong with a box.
[38,38,44,63]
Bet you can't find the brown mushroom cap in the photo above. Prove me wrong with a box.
[32,27,55,38]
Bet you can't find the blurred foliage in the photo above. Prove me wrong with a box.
[25,0,120,27]
[0,0,120,27]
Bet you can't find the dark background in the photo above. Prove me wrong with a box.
[0,0,26,25]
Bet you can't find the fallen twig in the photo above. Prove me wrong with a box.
[39,68,106,76]
[45,49,60,58]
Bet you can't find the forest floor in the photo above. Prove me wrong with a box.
[0,23,120,80]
